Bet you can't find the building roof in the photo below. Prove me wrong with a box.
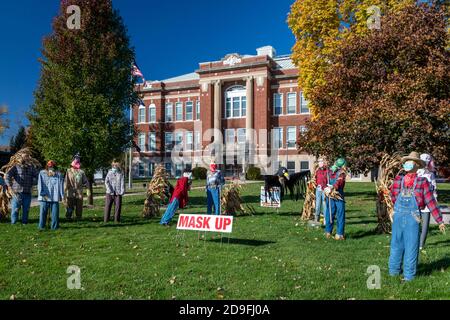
[145,49,297,86]
[273,55,296,70]
[161,72,200,83]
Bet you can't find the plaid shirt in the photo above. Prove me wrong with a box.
[5,165,39,194]
[390,175,443,224]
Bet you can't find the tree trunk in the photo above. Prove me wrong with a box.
[87,174,94,206]
[375,190,391,234]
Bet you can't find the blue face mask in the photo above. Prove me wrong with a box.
[112,168,118,174]
[403,161,415,172]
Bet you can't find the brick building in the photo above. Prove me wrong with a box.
[132,46,316,178]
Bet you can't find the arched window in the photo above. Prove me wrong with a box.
[138,104,146,123]
[225,85,246,118]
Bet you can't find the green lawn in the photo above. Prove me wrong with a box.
[0,182,449,300]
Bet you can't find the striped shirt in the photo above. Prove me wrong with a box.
[390,174,443,224]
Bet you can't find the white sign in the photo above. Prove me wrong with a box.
[260,186,281,208]
[177,214,233,233]
[223,55,242,66]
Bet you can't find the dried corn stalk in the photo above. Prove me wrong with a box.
[0,184,13,220]
[142,165,172,218]
[375,153,402,233]
[221,181,255,216]
[301,163,317,220]
[1,148,41,174]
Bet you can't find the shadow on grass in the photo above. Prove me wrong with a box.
[429,239,450,247]
[206,237,276,247]
[418,257,450,276]
[348,228,379,239]
[437,188,450,204]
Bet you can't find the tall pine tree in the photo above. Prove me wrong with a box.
[29,0,138,204]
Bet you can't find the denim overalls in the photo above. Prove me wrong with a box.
[389,177,421,281]
[324,170,346,236]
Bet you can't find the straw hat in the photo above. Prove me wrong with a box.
[401,151,425,168]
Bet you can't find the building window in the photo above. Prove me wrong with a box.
[148,163,155,177]
[149,104,156,123]
[287,126,296,149]
[274,93,283,115]
[287,93,297,114]
[196,101,201,120]
[165,103,173,122]
[225,129,235,145]
[300,92,310,114]
[175,132,183,148]
[273,127,283,149]
[138,163,145,177]
[287,161,296,174]
[301,161,310,171]
[185,101,193,121]
[165,132,173,151]
[194,131,201,150]
[175,102,183,121]
[138,106,146,123]
[186,132,193,151]
[225,85,246,118]
[138,133,146,152]
[165,163,172,176]
[237,128,246,145]
[149,132,156,151]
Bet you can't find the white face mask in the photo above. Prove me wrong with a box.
[403,161,415,172]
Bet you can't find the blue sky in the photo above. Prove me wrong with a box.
[0,0,296,145]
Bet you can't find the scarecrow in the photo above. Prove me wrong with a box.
[314,157,331,223]
[206,162,225,215]
[38,160,65,230]
[160,171,192,226]
[324,158,347,240]
[3,148,41,224]
[388,152,445,281]
[64,155,90,221]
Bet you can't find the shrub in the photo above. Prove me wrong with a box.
[246,166,261,180]
[192,166,207,180]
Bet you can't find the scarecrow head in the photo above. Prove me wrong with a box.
[420,153,435,172]
[401,152,425,173]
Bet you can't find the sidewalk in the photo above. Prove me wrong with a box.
[29,180,262,207]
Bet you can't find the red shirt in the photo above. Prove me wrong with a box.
[170,177,190,209]
[315,168,330,188]
[333,170,346,191]
[390,175,443,224]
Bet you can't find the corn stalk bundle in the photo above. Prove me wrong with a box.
[301,164,317,220]
[375,153,402,233]
[142,165,172,218]
[220,181,255,216]
[1,148,41,174]
[0,184,13,220]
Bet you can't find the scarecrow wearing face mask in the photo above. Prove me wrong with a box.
[416,153,438,250]
[314,157,331,223]
[104,160,125,223]
[64,156,90,221]
[38,161,65,230]
[323,158,347,240]
[389,152,445,281]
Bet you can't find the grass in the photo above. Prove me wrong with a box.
[0,182,449,300]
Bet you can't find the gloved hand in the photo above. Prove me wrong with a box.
[324,187,331,196]
[439,223,446,234]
